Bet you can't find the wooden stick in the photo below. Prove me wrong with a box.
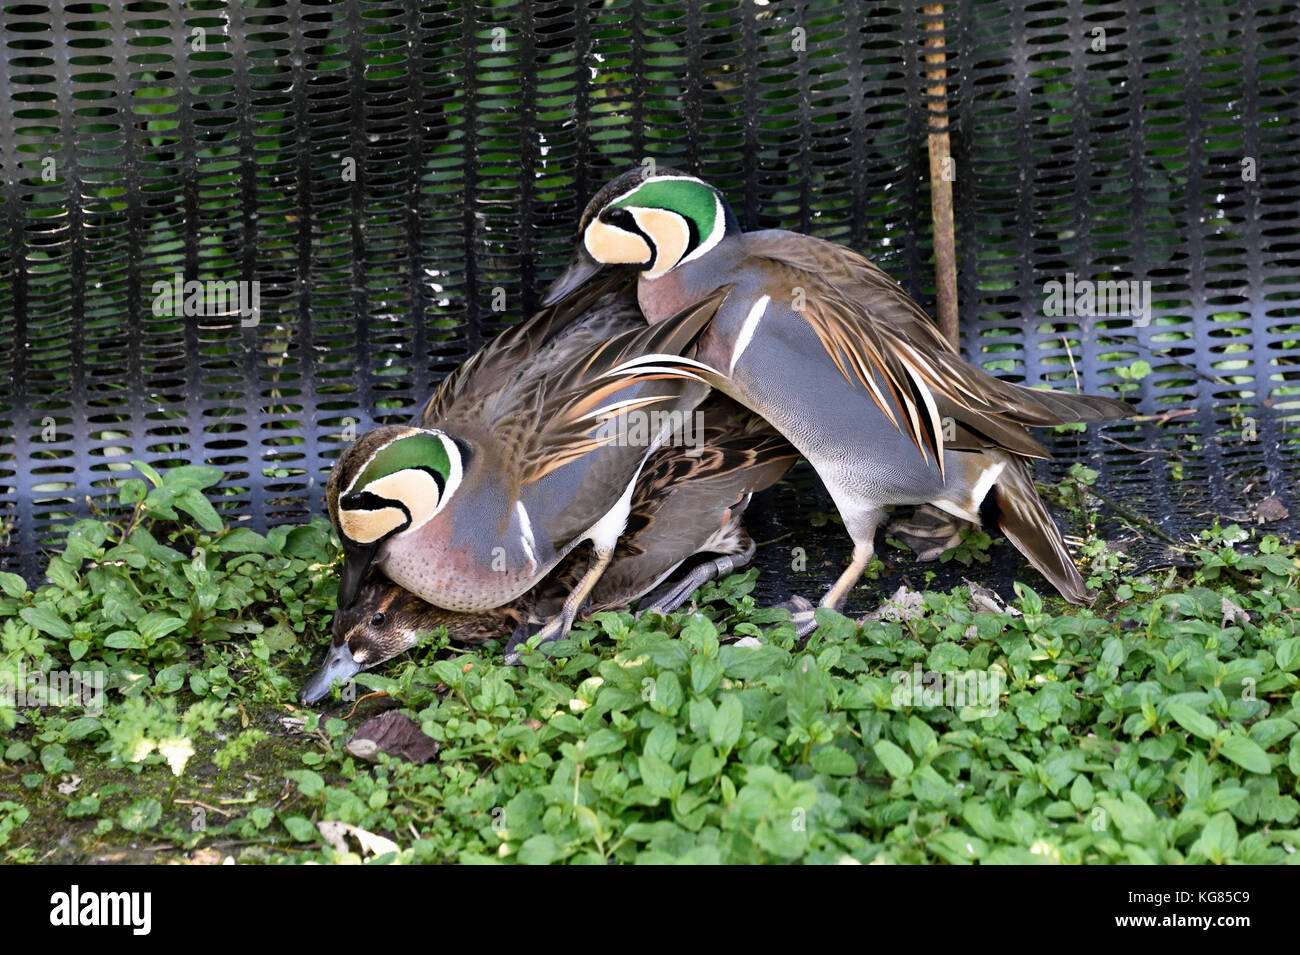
[923,6,959,349]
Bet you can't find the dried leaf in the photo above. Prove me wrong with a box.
[345,710,439,764]
[316,819,400,858]
[964,580,1021,618]
[1257,495,1289,523]
[188,847,230,865]
[1221,597,1250,628]
[863,585,926,623]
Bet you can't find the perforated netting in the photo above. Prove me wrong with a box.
[2,1,1297,606]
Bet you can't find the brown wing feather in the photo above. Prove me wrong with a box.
[514,289,728,490]
[988,456,1092,604]
[578,395,798,603]
[420,269,638,427]
[739,231,1132,468]
[632,397,799,512]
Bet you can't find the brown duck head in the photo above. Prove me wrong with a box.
[299,571,517,705]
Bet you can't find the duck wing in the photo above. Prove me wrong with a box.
[739,231,1131,468]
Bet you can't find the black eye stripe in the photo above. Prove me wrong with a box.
[418,465,447,496]
[341,490,409,515]
[682,214,701,255]
[602,206,698,260]
[344,465,446,512]
[603,207,637,229]
[601,207,655,257]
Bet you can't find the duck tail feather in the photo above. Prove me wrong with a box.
[990,457,1093,605]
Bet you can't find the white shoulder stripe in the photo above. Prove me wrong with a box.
[730,295,771,374]
[515,501,538,574]
[969,459,1008,511]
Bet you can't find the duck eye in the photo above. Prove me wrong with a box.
[371,612,386,627]
[603,207,637,231]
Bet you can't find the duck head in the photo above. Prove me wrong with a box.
[299,572,453,705]
[543,167,738,305]
[327,425,468,609]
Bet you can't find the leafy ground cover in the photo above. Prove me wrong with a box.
[1,464,1298,864]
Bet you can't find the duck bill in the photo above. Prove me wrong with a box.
[541,246,605,306]
[300,642,362,705]
[338,539,380,610]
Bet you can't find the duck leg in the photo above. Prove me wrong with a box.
[820,541,877,612]
[638,536,757,615]
[776,507,887,637]
[820,505,888,609]
[772,594,818,636]
[503,546,615,665]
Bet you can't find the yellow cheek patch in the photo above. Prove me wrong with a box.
[631,207,690,278]
[585,218,652,265]
[365,469,441,529]
[339,505,408,544]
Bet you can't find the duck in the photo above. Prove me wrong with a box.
[542,166,1133,630]
[301,395,798,701]
[327,271,734,654]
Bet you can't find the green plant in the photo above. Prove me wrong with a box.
[0,465,1296,864]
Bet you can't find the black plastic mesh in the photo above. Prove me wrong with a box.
[2,0,1298,600]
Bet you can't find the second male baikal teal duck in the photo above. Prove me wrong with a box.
[326,273,727,652]
[544,166,1132,630]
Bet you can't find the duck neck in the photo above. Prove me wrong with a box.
[637,237,739,323]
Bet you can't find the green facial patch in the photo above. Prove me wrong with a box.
[353,432,450,493]
[615,178,717,243]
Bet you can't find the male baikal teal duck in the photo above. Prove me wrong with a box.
[326,272,729,654]
[302,395,798,701]
[544,167,1132,630]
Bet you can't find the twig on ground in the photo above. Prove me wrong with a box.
[175,799,233,818]
[345,690,391,720]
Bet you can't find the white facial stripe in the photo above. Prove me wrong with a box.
[514,501,538,574]
[434,434,463,518]
[679,191,726,267]
[601,175,726,273]
[631,207,690,278]
[339,505,408,545]
[606,174,712,206]
[730,295,770,374]
[341,427,425,497]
